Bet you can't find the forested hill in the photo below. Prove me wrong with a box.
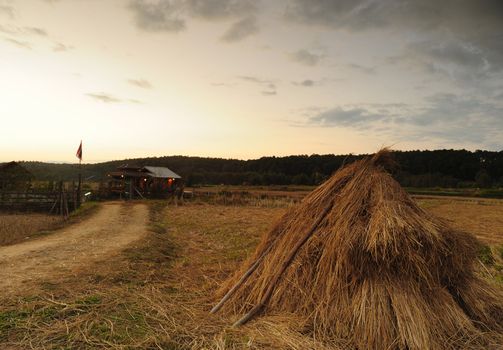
[20,149,503,188]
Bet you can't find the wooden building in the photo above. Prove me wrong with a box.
[0,161,33,191]
[106,165,182,199]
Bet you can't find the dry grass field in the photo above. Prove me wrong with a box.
[418,197,503,244]
[0,203,100,247]
[0,197,502,349]
[420,197,503,285]
[0,213,62,246]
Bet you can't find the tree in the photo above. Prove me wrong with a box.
[475,170,492,188]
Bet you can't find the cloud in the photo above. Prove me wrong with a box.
[293,79,330,87]
[238,75,270,84]
[385,39,493,83]
[307,93,503,148]
[0,5,14,19]
[290,49,324,66]
[0,25,16,35]
[285,0,393,32]
[0,25,47,37]
[1,24,73,53]
[24,27,47,36]
[400,93,502,128]
[128,0,258,41]
[187,0,256,20]
[402,94,503,145]
[347,63,376,75]
[293,79,315,87]
[0,23,76,57]
[238,75,278,95]
[299,79,315,86]
[129,0,186,32]
[52,42,73,52]
[128,78,153,89]
[386,38,503,87]
[285,0,503,33]
[292,78,342,87]
[286,0,503,76]
[221,15,258,42]
[423,42,486,69]
[211,82,235,87]
[493,91,503,100]
[86,93,122,103]
[310,107,385,127]
[4,38,32,49]
[86,93,144,104]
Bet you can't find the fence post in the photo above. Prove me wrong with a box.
[78,176,82,208]
[59,181,63,215]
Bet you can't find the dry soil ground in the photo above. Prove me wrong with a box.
[0,198,502,349]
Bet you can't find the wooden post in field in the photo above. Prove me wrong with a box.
[62,183,69,219]
[65,190,69,218]
[59,181,63,216]
[71,180,77,211]
[50,190,58,214]
[76,140,83,208]
[77,167,82,208]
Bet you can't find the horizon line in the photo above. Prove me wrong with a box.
[4,147,501,165]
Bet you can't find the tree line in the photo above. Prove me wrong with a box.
[21,149,503,188]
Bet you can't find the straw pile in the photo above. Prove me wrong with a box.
[211,149,503,349]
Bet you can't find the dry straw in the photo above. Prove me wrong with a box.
[212,149,503,349]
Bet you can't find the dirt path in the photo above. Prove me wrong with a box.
[0,202,149,294]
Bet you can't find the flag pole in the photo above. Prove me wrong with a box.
[77,141,82,208]
[78,157,82,208]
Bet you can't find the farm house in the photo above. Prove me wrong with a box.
[0,161,33,191]
[106,165,182,199]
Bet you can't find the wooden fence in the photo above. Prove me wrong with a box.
[0,185,79,215]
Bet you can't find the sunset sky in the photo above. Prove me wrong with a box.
[1,0,502,163]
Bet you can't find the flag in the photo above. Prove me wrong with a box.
[76,140,82,161]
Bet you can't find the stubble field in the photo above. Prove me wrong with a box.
[0,213,61,246]
[0,196,502,349]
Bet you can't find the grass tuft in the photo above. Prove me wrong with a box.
[478,245,495,265]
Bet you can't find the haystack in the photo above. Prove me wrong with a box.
[211,149,503,349]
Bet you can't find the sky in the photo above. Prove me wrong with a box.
[0,0,502,163]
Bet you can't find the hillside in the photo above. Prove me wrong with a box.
[19,149,503,188]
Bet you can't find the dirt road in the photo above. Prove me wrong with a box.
[0,202,149,294]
